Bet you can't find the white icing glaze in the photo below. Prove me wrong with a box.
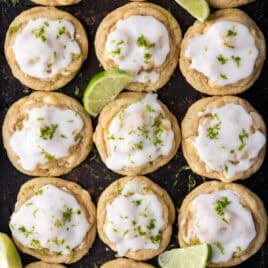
[182,190,256,263]
[185,21,258,86]
[105,15,170,83]
[105,94,174,170]
[10,184,89,255]
[194,103,265,179]
[105,181,164,256]
[10,105,84,171]
[13,18,81,79]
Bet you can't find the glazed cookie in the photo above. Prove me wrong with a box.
[208,0,255,8]
[97,176,175,260]
[9,177,96,264]
[179,9,265,95]
[101,258,154,268]
[25,262,65,268]
[4,7,88,91]
[2,91,93,176]
[93,92,181,175]
[95,2,182,91]
[30,0,81,6]
[181,96,266,182]
[178,181,267,267]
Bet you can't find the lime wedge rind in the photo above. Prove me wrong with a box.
[0,232,22,268]
[83,70,133,117]
[174,0,210,22]
[158,243,211,268]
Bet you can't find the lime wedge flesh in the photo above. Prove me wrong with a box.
[174,0,210,22]
[158,244,212,268]
[83,70,134,117]
[0,233,22,268]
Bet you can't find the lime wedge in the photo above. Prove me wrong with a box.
[83,70,134,117]
[0,233,22,268]
[158,244,212,268]
[174,0,210,22]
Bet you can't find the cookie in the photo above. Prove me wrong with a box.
[179,9,265,95]
[181,96,266,182]
[208,0,255,8]
[10,177,96,264]
[95,2,181,91]
[101,258,154,268]
[97,176,175,260]
[2,92,93,176]
[30,0,81,6]
[178,181,267,267]
[25,262,65,268]
[93,92,181,175]
[4,7,88,91]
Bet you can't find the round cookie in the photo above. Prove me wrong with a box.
[101,258,154,268]
[9,177,96,264]
[181,96,266,182]
[30,0,81,6]
[2,91,93,176]
[93,92,181,175]
[97,176,175,260]
[4,7,88,91]
[95,2,182,91]
[179,9,265,95]
[208,0,255,8]
[178,181,267,267]
[25,262,66,268]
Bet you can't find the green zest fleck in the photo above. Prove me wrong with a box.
[136,225,147,236]
[238,129,249,150]
[145,104,155,112]
[55,251,63,256]
[37,117,44,121]
[44,152,55,161]
[109,47,121,56]
[18,226,34,238]
[30,239,41,249]
[207,122,221,140]
[217,54,228,65]
[62,207,73,224]
[60,134,67,139]
[74,86,80,96]
[215,241,225,255]
[57,26,66,38]
[236,246,242,252]
[32,22,49,42]
[231,55,241,67]
[137,35,155,49]
[133,199,142,206]
[150,234,161,244]
[54,219,62,228]
[8,25,19,34]
[144,53,152,63]
[35,189,43,195]
[147,218,156,230]
[40,124,58,140]
[133,141,144,151]
[227,27,237,37]
[224,42,235,49]
[219,73,228,80]
[215,196,231,221]
[224,164,228,174]
[123,230,129,236]
[188,174,196,192]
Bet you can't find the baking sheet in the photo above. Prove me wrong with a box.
[0,0,267,267]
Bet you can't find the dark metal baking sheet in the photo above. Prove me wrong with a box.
[0,0,267,267]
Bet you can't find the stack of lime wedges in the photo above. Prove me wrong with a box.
[174,0,210,22]
[158,244,212,268]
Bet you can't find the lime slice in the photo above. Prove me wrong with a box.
[174,0,210,22]
[0,233,22,268]
[83,70,134,117]
[158,244,212,268]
